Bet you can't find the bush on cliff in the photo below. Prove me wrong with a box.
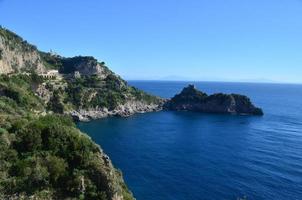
[0,115,133,199]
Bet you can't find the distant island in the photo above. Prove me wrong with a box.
[0,26,262,200]
[164,84,263,115]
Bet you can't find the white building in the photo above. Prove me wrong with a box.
[40,70,59,79]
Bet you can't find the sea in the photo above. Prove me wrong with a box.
[77,81,302,200]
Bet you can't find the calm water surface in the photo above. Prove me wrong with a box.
[78,81,302,200]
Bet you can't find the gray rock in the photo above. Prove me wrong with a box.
[67,100,164,122]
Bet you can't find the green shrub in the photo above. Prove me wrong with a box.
[0,115,127,198]
[47,90,64,113]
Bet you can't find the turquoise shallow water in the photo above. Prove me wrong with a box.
[78,81,302,200]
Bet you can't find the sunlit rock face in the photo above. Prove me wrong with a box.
[0,28,46,74]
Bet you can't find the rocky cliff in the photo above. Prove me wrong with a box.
[0,27,164,121]
[0,27,139,200]
[0,27,46,74]
[164,84,263,115]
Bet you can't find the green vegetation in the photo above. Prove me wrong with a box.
[127,85,161,104]
[64,74,125,110]
[38,52,162,112]
[39,51,63,70]
[0,74,44,116]
[0,52,160,114]
[0,74,134,199]
[205,93,232,104]
[64,74,160,110]
[0,40,153,199]
[59,56,98,74]
[232,94,264,115]
[0,26,162,199]
[0,115,133,199]
[170,84,208,104]
[47,90,64,113]
[166,84,263,115]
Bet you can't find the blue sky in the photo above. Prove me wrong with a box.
[0,0,302,83]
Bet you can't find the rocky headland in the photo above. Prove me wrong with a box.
[164,84,263,115]
[0,26,263,200]
[1,27,138,199]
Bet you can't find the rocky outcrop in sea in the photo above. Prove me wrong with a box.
[164,84,263,115]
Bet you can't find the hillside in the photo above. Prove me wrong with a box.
[0,115,134,200]
[0,27,163,121]
[0,26,164,199]
[0,73,135,200]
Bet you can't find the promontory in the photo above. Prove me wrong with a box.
[0,26,263,200]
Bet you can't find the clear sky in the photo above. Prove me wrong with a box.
[0,0,301,83]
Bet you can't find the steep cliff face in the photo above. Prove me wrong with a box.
[60,56,109,78]
[164,84,263,115]
[0,27,46,74]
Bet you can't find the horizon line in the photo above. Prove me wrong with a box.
[126,79,302,85]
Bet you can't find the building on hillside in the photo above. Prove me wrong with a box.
[74,71,81,78]
[40,70,59,79]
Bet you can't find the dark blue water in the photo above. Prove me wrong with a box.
[78,81,302,200]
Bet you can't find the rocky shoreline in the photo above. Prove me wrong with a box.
[68,100,165,121]
[69,84,264,122]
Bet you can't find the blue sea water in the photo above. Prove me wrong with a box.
[78,81,302,200]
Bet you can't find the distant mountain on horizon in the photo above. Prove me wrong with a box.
[126,76,299,84]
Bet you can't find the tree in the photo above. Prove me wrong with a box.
[47,90,64,113]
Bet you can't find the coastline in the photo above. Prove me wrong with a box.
[67,100,164,122]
